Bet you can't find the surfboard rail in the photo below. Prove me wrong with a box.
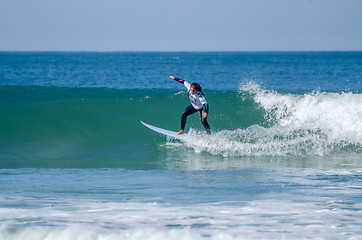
[140,121,183,139]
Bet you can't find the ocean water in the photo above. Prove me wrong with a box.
[0,52,362,239]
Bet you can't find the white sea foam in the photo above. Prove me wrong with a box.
[177,83,362,157]
[246,83,362,145]
[1,197,361,240]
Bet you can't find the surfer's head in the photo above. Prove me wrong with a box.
[190,82,201,94]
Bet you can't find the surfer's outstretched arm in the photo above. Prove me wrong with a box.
[170,76,191,91]
[169,76,185,84]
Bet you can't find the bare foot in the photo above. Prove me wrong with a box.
[176,130,184,135]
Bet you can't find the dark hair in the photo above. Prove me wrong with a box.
[190,82,205,96]
[191,82,202,91]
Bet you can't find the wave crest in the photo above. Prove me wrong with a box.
[178,83,362,156]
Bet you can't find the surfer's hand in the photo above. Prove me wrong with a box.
[203,112,208,118]
[169,76,175,80]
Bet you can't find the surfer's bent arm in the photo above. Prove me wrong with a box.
[202,103,209,113]
[199,95,209,113]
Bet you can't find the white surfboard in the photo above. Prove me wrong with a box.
[140,121,183,139]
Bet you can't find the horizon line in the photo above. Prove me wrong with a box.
[1,50,362,53]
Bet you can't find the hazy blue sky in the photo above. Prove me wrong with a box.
[1,0,361,51]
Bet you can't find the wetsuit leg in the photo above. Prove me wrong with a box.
[181,105,198,131]
[200,110,211,134]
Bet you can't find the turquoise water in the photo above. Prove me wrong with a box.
[0,52,362,239]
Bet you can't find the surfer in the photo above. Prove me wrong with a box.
[170,76,211,135]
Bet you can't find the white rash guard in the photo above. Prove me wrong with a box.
[183,81,208,110]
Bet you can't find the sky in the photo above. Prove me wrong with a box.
[0,0,361,51]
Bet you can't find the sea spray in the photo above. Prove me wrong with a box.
[173,83,362,157]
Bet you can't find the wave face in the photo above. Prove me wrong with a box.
[1,84,361,168]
